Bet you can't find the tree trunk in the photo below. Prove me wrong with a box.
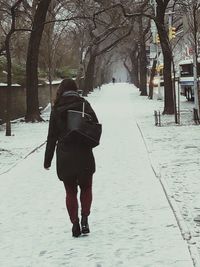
[139,18,147,96]
[130,53,139,88]
[139,44,147,95]
[131,69,139,87]
[100,69,105,85]
[123,60,132,83]
[148,59,157,99]
[5,39,12,136]
[94,60,101,89]
[25,0,52,122]
[159,31,174,114]
[83,54,96,96]
[156,2,174,114]
[4,0,23,135]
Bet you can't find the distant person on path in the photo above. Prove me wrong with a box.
[44,78,99,237]
[112,77,116,84]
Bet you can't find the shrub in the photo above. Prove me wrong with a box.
[55,66,77,79]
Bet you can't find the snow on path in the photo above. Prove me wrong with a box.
[0,83,193,267]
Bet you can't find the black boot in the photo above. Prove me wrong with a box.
[81,215,90,234]
[72,220,81,237]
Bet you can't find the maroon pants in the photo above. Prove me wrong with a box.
[63,175,93,224]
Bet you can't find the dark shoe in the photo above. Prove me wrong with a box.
[81,215,90,234]
[72,221,81,237]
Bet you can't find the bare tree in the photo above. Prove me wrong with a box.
[138,16,150,96]
[25,0,52,122]
[79,3,134,95]
[148,57,157,99]
[95,1,176,113]
[0,0,29,135]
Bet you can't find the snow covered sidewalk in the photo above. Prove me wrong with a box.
[0,84,194,267]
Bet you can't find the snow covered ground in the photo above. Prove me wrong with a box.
[133,86,200,263]
[0,83,199,266]
[0,113,49,175]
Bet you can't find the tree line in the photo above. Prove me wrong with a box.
[0,0,199,135]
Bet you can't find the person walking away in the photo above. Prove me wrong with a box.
[44,78,99,237]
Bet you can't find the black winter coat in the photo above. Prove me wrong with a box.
[44,91,98,181]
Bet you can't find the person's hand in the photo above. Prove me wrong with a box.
[44,163,50,170]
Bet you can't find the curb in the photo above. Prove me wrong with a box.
[136,122,200,267]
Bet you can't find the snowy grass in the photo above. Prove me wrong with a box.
[132,87,200,258]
